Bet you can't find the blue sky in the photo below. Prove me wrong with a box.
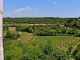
[3,0,80,17]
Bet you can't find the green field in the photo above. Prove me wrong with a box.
[20,32,33,42]
[27,36,75,47]
[10,31,19,34]
[4,35,77,60]
[3,17,80,60]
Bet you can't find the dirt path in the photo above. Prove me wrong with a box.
[32,36,36,41]
[19,32,21,35]
[17,31,21,40]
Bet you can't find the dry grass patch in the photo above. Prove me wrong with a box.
[9,27,16,31]
[20,32,33,42]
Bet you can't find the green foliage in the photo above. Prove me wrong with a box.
[65,18,80,30]
[4,35,76,60]
[53,50,68,60]
[4,22,80,37]
[43,41,53,55]
[3,17,80,60]
[3,25,9,32]
[68,29,78,35]
[16,25,27,31]
[72,44,80,57]
[3,17,73,24]
[16,25,80,36]
[5,31,20,39]
[27,26,33,33]
[5,56,12,60]
[67,45,73,55]
[4,40,23,60]
[5,30,11,38]
[75,32,80,37]
[75,52,80,60]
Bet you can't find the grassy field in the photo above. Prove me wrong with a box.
[10,31,19,34]
[27,36,75,47]
[20,32,33,42]
[3,36,77,60]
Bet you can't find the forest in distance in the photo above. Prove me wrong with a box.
[3,17,80,60]
[3,17,77,24]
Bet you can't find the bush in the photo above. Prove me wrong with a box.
[75,52,80,60]
[5,31,20,39]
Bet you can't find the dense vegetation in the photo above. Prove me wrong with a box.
[65,18,80,29]
[3,39,69,60]
[15,25,80,37]
[5,31,20,39]
[3,37,80,60]
[3,17,80,60]
[3,17,76,24]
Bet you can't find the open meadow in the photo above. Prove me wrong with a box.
[27,36,75,47]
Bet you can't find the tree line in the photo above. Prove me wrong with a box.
[65,19,80,29]
[3,17,76,24]
[15,25,80,37]
[3,24,80,39]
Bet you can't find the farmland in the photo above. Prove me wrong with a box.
[4,35,77,60]
[27,36,75,46]
[3,17,80,60]
[20,32,33,42]
[3,35,80,60]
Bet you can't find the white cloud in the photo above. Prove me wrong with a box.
[14,8,26,13]
[14,6,32,13]
[35,13,38,14]
[54,2,57,4]
[26,6,32,10]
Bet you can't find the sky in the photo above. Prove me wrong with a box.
[3,0,80,18]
